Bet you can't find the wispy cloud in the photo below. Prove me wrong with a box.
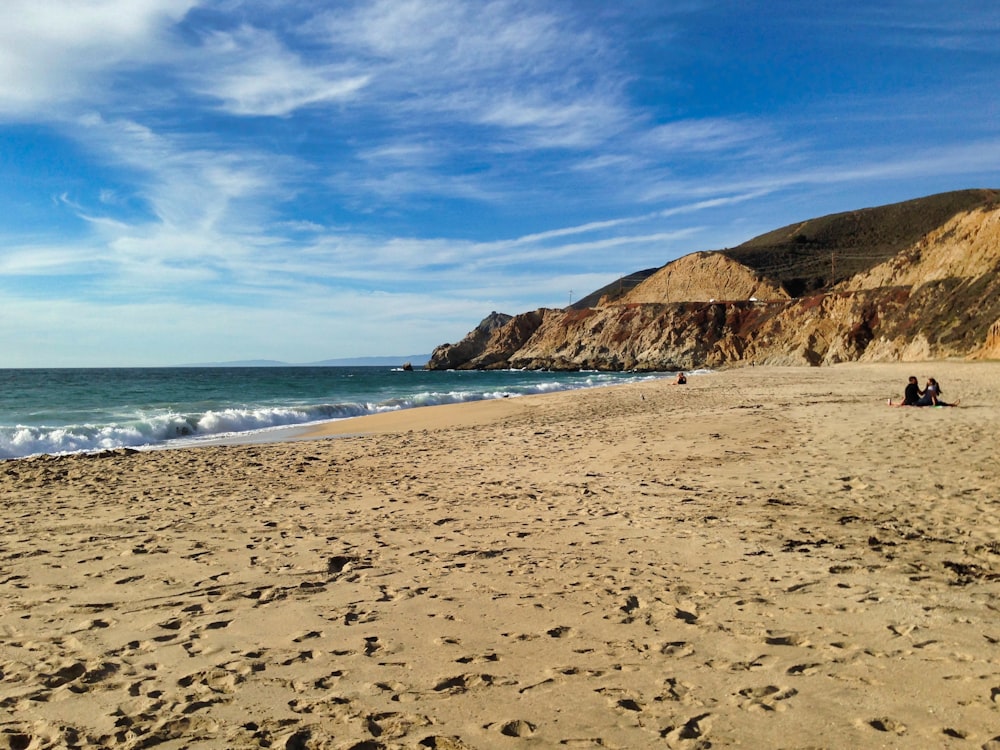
[843,2,1000,52]
[641,137,1000,205]
[2,1,999,365]
[320,0,630,147]
[187,25,371,116]
[639,119,776,155]
[0,0,197,116]
[324,0,579,78]
[71,112,300,233]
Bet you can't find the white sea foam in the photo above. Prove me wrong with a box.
[0,405,356,459]
[0,370,684,460]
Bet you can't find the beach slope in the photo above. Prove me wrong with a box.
[2,363,999,748]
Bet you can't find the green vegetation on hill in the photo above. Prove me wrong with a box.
[722,189,1000,297]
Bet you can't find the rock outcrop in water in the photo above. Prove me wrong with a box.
[428,189,1000,370]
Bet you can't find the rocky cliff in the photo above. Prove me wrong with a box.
[428,190,1000,370]
[618,251,789,304]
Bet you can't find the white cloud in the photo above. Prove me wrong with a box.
[188,25,371,116]
[640,119,774,154]
[0,279,509,366]
[837,4,1000,52]
[4,1,997,368]
[328,166,502,206]
[322,0,629,148]
[639,137,1000,205]
[506,191,769,246]
[0,0,197,117]
[356,141,440,167]
[328,0,570,73]
[477,97,628,149]
[0,244,104,275]
[72,112,301,234]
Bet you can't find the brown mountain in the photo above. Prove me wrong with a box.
[427,189,1000,370]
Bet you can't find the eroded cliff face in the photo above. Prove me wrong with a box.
[428,204,1000,370]
[620,251,789,304]
[844,208,1000,292]
[976,319,1000,360]
[428,311,513,370]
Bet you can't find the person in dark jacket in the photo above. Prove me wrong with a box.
[890,376,921,406]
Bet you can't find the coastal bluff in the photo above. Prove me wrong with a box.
[428,189,1000,370]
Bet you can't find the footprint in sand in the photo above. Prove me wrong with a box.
[455,652,499,665]
[736,685,798,712]
[660,641,695,658]
[281,650,321,666]
[41,661,87,688]
[343,608,378,626]
[546,625,574,638]
[279,725,337,750]
[177,666,243,695]
[786,662,823,676]
[596,686,644,713]
[674,608,698,624]
[433,673,508,693]
[288,695,351,715]
[81,660,122,686]
[418,736,475,749]
[365,711,433,740]
[485,719,537,737]
[312,671,345,689]
[621,595,642,615]
[326,554,358,575]
[708,654,776,672]
[868,717,907,735]
[764,631,811,647]
[72,618,114,632]
[662,712,712,745]
[501,631,540,642]
[138,716,222,747]
[661,676,697,705]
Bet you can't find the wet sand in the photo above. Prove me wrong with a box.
[2,362,999,749]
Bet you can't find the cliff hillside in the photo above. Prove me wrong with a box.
[428,190,1000,370]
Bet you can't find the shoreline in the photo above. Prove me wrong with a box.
[209,359,992,443]
[155,394,530,450]
[2,361,999,748]
[0,369,673,462]
[174,386,595,450]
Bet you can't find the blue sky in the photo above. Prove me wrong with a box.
[2,1,998,366]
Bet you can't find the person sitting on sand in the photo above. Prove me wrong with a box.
[674,372,687,385]
[916,377,958,407]
[894,376,922,406]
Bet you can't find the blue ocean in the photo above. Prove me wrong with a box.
[0,367,667,460]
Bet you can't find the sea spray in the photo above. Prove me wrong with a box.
[0,366,698,459]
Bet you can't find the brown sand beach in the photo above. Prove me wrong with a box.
[2,362,999,749]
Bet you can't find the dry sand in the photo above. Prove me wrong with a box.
[1,362,999,749]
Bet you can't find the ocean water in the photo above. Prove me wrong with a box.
[0,367,669,460]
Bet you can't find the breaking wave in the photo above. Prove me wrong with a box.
[0,372,677,460]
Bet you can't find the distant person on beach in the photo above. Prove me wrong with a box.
[890,376,959,407]
[916,377,958,407]
[892,376,922,406]
[674,372,687,385]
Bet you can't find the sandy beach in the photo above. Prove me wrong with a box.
[2,362,999,749]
